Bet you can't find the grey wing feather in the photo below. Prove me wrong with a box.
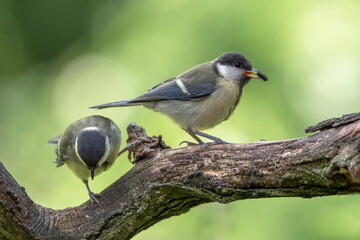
[48,135,70,167]
[89,62,218,109]
[90,78,216,109]
[147,77,176,91]
[53,154,70,167]
[48,135,61,145]
[53,158,65,167]
[90,100,140,109]
[128,79,216,103]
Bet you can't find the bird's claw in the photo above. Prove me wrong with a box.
[179,141,199,146]
[179,140,229,148]
[180,139,229,148]
[89,192,102,206]
[200,142,217,149]
[199,141,229,149]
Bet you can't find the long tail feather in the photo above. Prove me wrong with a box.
[89,100,141,109]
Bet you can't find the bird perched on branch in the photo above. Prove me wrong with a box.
[48,115,121,205]
[91,52,267,145]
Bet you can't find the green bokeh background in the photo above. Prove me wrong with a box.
[1,0,359,239]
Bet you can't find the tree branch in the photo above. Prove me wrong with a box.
[0,113,359,240]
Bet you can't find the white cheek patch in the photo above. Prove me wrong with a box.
[74,136,87,167]
[176,79,190,94]
[216,63,242,82]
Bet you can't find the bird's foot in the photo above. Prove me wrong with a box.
[89,192,102,206]
[180,140,229,148]
[179,141,199,146]
[200,140,229,149]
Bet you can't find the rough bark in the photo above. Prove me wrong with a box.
[0,113,359,240]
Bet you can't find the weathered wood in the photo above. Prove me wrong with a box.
[0,113,360,240]
[305,112,360,133]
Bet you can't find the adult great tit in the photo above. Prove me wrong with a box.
[91,52,267,145]
[48,115,121,205]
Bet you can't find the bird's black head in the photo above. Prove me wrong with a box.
[75,127,109,180]
[216,52,253,70]
[215,52,268,82]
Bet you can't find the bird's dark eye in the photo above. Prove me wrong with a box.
[235,62,241,68]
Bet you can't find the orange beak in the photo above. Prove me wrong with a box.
[243,70,260,79]
[243,68,268,81]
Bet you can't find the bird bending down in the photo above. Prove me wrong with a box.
[91,52,268,145]
[48,115,121,205]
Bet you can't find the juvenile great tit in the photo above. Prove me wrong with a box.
[48,115,121,205]
[91,52,267,145]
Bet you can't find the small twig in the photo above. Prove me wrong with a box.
[119,122,171,163]
[305,112,360,133]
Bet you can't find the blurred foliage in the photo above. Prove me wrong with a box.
[0,0,359,239]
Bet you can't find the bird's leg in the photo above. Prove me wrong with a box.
[180,130,229,147]
[195,131,229,144]
[179,130,204,146]
[84,180,102,206]
[194,131,230,148]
